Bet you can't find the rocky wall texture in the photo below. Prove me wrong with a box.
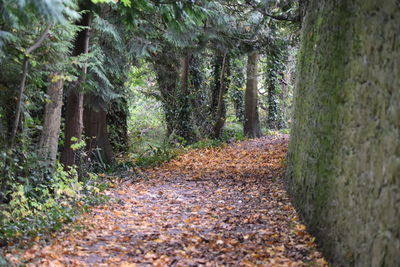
[286,0,400,266]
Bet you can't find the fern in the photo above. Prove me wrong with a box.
[92,14,121,43]
[0,30,15,58]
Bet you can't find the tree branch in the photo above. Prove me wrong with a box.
[9,24,52,147]
[260,11,300,22]
[26,24,52,54]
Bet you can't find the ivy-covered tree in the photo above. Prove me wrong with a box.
[244,51,262,138]
[229,57,246,122]
[265,40,289,130]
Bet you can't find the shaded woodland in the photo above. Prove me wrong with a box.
[0,0,399,266]
[0,0,297,234]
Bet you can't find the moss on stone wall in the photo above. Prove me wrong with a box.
[287,0,400,266]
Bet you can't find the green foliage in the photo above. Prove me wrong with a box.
[0,163,108,242]
[128,66,166,154]
[228,57,246,122]
[70,137,86,151]
[127,64,179,168]
[189,122,246,150]
[257,20,298,130]
[189,139,224,150]
[0,0,79,58]
[264,128,290,136]
[135,142,178,168]
[132,124,246,169]
[0,1,80,196]
[221,122,246,142]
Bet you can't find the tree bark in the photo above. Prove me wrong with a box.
[210,54,224,120]
[244,52,262,138]
[212,53,229,139]
[60,11,92,167]
[38,73,64,170]
[83,96,114,167]
[177,54,196,142]
[153,49,179,137]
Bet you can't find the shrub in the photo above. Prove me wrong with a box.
[0,163,108,242]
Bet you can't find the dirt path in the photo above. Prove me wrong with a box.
[6,135,327,266]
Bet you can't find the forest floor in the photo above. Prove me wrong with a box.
[5,134,327,266]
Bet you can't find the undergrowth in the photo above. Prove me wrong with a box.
[135,143,179,168]
[139,126,286,169]
[0,163,110,245]
[132,125,247,168]
[0,126,288,243]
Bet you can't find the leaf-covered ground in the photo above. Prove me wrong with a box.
[5,135,327,266]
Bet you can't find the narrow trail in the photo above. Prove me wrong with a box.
[6,135,327,266]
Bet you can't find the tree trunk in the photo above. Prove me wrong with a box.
[60,11,92,167]
[177,54,196,142]
[0,119,4,141]
[278,70,288,128]
[230,57,245,123]
[209,54,224,121]
[61,90,84,167]
[267,76,279,130]
[153,49,196,143]
[153,49,179,138]
[107,100,128,153]
[244,52,262,138]
[83,96,114,167]
[212,54,229,139]
[265,47,287,130]
[181,55,190,95]
[38,73,64,170]
[189,54,208,135]
[233,90,244,123]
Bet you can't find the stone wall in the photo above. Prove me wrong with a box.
[286,0,400,266]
